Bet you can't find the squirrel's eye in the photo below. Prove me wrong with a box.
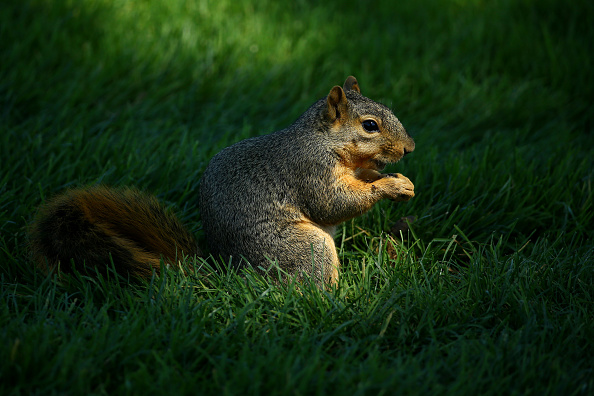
[362,119,379,132]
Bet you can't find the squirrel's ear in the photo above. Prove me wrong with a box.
[325,86,348,121]
[343,76,361,94]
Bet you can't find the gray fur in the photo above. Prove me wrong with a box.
[199,77,415,285]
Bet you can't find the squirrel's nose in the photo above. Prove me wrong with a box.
[403,140,415,156]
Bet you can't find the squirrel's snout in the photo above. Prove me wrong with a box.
[403,146,413,156]
[403,138,415,156]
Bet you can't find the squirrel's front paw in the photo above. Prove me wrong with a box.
[381,173,415,202]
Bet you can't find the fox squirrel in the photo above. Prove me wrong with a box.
[29,76,415,285]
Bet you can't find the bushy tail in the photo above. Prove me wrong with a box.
[29,186,201,279]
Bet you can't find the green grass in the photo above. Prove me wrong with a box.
[1,0,593,394]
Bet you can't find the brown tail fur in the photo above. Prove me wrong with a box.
[29,186,201,279]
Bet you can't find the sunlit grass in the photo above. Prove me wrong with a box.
[1,0,593,394]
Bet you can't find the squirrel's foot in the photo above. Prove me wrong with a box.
[382,173,415,202]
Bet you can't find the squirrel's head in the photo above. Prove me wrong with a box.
[323,76,415,172]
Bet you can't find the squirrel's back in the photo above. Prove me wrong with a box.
[29,186,200,278]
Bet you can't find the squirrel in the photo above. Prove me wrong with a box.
[29,76,415,285]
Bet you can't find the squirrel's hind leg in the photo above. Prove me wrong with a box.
[278,222,340,286]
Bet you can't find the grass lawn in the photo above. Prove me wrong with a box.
[1,0,592,394]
